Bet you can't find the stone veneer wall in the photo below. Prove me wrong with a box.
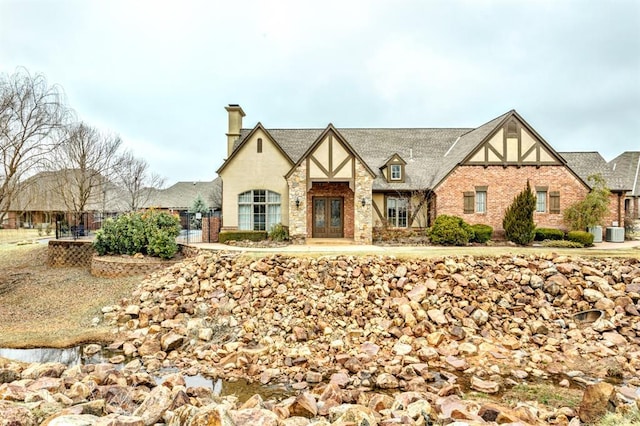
[47,240,94,267]
[90,256,176,278]
[354,160,373,244]
[287,162,307,244]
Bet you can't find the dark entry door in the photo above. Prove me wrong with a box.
[312,197,343,238]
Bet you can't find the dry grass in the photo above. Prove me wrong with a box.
[0,228,48,244]
[0,243,141,348]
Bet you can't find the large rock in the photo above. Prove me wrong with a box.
[0,400,35,426]
[133,385,173,425]
[579,382,615,423]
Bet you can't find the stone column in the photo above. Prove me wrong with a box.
[287,163,307,244]
[354,160,373,244]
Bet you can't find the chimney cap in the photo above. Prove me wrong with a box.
[225,104,246,116]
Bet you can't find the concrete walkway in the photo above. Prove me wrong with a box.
[192,239,640,254]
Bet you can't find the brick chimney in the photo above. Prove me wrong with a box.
[225,104,245,157]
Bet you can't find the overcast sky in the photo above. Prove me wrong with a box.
[1,0,638,186]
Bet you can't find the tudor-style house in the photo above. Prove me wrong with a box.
[216,105,633,244]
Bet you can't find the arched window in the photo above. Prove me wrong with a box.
[238,190,281,231]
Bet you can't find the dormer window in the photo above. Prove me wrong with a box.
[382,154,407,183]
[390,164,402,180]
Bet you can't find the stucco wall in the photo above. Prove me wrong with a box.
[435,165,589,235]
[219,128,291,229]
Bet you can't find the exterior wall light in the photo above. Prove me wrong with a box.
[361,198,366,207]
[296,198,300,209]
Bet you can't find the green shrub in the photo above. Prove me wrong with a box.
[147,229,179,259]
[268,223,289,241]
[428,215,473,246]
[93,211,181,258]
[219,230,268,244]
[540,240,584,248]
[470,224,493,243]
[566,230,594,247]
[534,228,565,241]
[503,181,536,245]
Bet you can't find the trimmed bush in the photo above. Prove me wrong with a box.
[268,223,289,242]
[534,228,565,241]
[147,229,179,259]
[219,230,268,244]
[93,211,181,258]
[428,215,473,246]
[540,240,584,248]
[470,224,493,243]
[503,181,536,245]
[566,230,594,247]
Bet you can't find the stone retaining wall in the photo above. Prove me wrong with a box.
[47,240,94,267]
[90,256,176,278]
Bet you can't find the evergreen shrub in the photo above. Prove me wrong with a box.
[428,215,473,246]
[503,181,536,245]
[566,230,594,247]
[219,230,268,243]
[534,228,565,241]
[93,211,181,258]
[470,224,493,243]
[268,223,289,241]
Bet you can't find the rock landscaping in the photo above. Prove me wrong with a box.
[1,251,639,425]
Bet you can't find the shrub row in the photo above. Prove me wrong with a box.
[219,230,268,244]
[533,228,595,247]
[427,215,493,246]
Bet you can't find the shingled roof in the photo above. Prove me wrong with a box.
[609,151,640,195]
[224,110,614,192]
[560,152,629,191]
[144,178,221,210]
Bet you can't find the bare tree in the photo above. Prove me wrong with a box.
[116,150,165,211]
[50,122,123,223]
[0,68,69,224]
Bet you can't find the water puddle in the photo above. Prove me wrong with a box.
[0,346,294,402]
[0,345,124,366]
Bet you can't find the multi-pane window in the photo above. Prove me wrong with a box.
[387,197,408,227]
[390,164,402,180]
[536,190,547,213]
[238,190,281,231]
[475,190,487,213]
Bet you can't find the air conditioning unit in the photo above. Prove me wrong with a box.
[605,227,625,243]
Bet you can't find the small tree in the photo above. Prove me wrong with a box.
[189,194,208,229]
[503,181,536,245]
[563,174,611,231]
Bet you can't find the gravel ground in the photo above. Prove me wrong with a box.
[0,243,141,348]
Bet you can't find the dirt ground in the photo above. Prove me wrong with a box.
[0,243,141,348]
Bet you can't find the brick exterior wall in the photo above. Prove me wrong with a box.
[47,240,95,267]
[435,165,589,237]
[201,216,221,243]
[307,182,355,239]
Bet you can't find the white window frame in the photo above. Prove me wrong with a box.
[390,164,402,181]
[238,190,281,231]
[536,190,547,213]
[387,196,408,227]
[475,190,487,213]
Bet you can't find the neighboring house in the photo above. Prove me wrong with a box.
[609,151,640,235]
[3,172,223,231]
[216,104,630,244]
[4,170,125,230]
[143,178,221,226]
